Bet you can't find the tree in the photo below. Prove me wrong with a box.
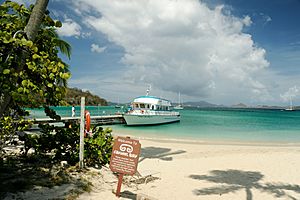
[0,0,71,117]
[0,0,71,155]
[24,0,49,41]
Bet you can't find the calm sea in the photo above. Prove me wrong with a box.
[27,106,300,143]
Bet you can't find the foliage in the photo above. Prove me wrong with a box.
[20,123,114,167]
[0,1,71,115]
[62,88,108,106]
[0,1,71,156]
[0,116,32,156]
[84,127,113,166]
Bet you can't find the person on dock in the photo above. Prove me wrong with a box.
[72,105,75,117]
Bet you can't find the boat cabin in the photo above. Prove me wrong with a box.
[131,96,171,111]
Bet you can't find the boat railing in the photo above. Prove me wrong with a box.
[128,109,179,115]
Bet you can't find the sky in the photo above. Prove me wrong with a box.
[10,0,300,106]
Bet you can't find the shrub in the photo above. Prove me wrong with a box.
[84,126,113,167]
[19,123,113,167]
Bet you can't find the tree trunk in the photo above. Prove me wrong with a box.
[0,95,12,118]
[24,0,49,41]
[0,0,49,118]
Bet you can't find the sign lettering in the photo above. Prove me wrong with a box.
[109,136,141,175]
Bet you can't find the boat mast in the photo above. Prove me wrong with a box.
[146,85,151,96]
[289,96,293,110]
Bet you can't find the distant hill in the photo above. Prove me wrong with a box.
[62,87,108,106]
[231,103,248,108]
[183,101,222,107]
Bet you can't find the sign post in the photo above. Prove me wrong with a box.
[109,136,141,197]
[79,97,85,169]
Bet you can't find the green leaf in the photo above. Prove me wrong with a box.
[21,80,28,86]
[55,20,62,28]
[3,69,10,74]
[57,62,64,68]
[33,46,38,52]
[62,72,71,79]
[21,38,27,45]
[32,54,40,59]
[49,73,54,79]
[17,87,23,93]
[26,40,33,48]
[47,83,53,88]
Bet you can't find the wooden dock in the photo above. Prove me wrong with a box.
[32,114,125,125]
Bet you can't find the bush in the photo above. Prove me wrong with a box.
[0,116,32,158]
[19,123,114,167]
[84,126,113,167]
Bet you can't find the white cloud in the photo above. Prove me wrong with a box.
[280,86,299,102]
[259,13,272,26]
[263,15,272,26]
[70,0,273,104]
[265,15,272,23]
[57,18,81,37]
[91,44,106,53]
[82,32,92,38]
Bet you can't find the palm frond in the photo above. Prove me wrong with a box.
[45,28,72,59]
[54,38,72,59]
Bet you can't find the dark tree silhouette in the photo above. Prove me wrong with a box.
[190,169,300,200]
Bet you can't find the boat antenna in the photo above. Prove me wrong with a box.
[146,85,151,96]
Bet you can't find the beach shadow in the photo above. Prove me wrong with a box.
[120,191,158,200]
[119,190,137,199]
[189,169,300,200]
[0,155,89,199]
[139,146,186,163]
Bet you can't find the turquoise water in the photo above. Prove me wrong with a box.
[27,106,300,142]
[26,106,124,118]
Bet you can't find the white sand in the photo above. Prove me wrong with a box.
[78,137,300,200]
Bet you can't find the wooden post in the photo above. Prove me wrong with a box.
[79,97,85,168]
[116,173,124,197]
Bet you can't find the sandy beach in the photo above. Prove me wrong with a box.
[78,136,300,200]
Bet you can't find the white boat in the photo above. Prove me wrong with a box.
[174,92,184,110]
[285,97,295,111]
[115,97,121,108]
[123,91,180,126]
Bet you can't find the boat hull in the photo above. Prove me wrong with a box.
[123,114,180,126]
[174,106,184,110]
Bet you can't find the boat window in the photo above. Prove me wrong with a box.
[147,104,150,109]
[134,104,139,108]
[140,104,145,108]
[151,105,154,110]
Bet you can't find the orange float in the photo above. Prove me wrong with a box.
[85,110,91,136]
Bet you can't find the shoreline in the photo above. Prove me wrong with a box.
[112,131,300,147]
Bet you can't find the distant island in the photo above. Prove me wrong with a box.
[62,87,108,106]
[177,101,299,110]
[181,101,223,108]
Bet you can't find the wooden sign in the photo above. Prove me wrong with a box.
[110,136,141,197]
[110,136,141,175]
